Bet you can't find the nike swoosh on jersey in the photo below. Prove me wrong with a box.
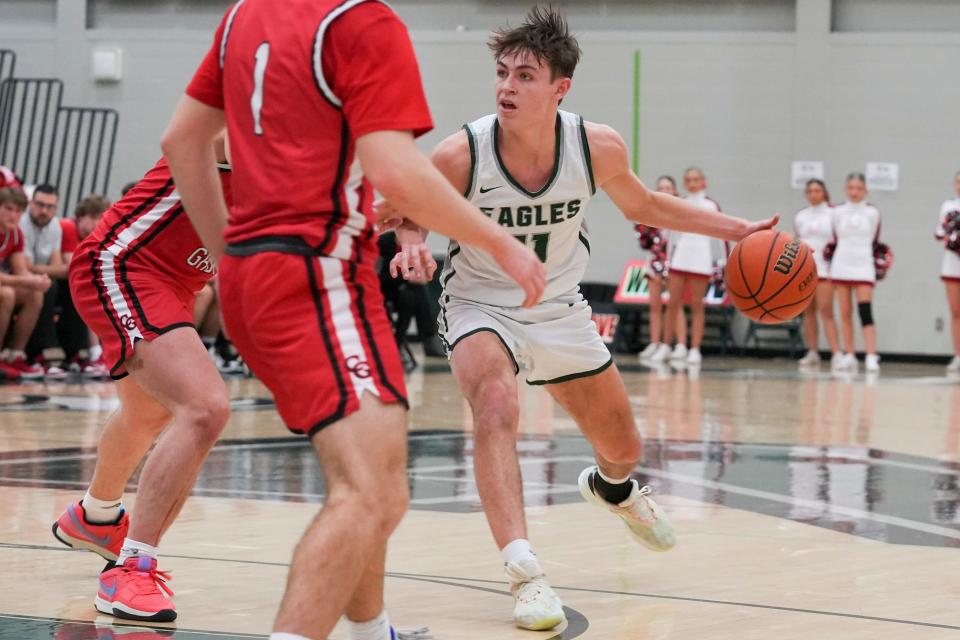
[479,185,502,193]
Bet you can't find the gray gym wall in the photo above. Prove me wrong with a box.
[1,0,959,356]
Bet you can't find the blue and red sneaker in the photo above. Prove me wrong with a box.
[95,556,176,622]
[52,501,129,561]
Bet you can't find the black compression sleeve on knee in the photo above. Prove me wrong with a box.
[857,301,874,327]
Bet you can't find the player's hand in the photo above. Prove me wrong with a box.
[373,199,406,232]
[490,235,546,308]
[377,218,404,233]
[741,214,780,238]
[33,274,51,292]
[390,243,437,283]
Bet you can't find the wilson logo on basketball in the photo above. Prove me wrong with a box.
[724,229,818,324]
[773,240,801,275]
[345,355,372,379]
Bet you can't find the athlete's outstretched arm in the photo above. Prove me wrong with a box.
[357,130,546,307]
[588,122,778,241]
[160,96,229,260]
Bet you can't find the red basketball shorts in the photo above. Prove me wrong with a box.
[219,250,407,437]
[70,250,198,380]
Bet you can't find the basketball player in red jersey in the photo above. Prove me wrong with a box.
[50,136,232,623]
[160,1,545,639]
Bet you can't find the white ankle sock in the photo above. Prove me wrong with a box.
[348,610,392,640]
[117,538,158,563]
[596,468,632,485]
[89,344,103,361]
[269,634,313,640]
[82,491,122,523]
[501,538,537,566]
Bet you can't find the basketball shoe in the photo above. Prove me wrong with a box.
[578,466,676,552]
[6,355,44,380]
[504,558,565,630]
[839,352,858,372]
[829,352,845,373]
[52,501,129,561]
[638,342,660,360]
[947,355,960,373]
[82,357,111,379]
[648,343,671,363]
[392,627,433,639]
[96,556,176,622]
[798,350,820,368]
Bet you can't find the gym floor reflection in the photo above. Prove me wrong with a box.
[2,356,960,639]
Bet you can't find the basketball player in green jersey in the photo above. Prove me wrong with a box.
[385,6,778,631]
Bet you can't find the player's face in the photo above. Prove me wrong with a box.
[29,192,58,226]
[684,171,706,194]
[655,179,677,196]
[845,179,866,203]
[805,182,826,206]
[0,203,23,231]
[495,51,569,123]
[954,174,960,197]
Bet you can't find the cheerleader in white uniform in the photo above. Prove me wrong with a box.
[658,167,728,366]
[794,179,841,370]
[642,176,687,361]
[830,173,881,372]
[935,171,960,372]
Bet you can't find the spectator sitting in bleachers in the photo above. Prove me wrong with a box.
[60,194,111,377]
[21,184,70,376]
[0,186,51,380]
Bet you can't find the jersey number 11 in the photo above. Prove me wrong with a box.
[514,233,549,263]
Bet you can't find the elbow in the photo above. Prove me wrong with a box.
[159,126,186,161]
[365,160,421,209]
[366,164,407,200]
[159,134,176,162]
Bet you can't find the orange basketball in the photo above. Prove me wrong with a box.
[724,229,818,324]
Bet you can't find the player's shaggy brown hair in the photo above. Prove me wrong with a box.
[74,193,111,219]
[488,5,581,80]
[0,186,27,210]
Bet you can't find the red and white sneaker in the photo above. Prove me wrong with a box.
[0,360,20,381]
[96,556,176,622]
[52,501,129,561]
[33,356,68,380]
[6,356,44,380]
[83,357,110,379]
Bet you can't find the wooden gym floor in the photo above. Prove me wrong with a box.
[1,354,959,639]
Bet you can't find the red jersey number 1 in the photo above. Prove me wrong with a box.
[251,42,270,135]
